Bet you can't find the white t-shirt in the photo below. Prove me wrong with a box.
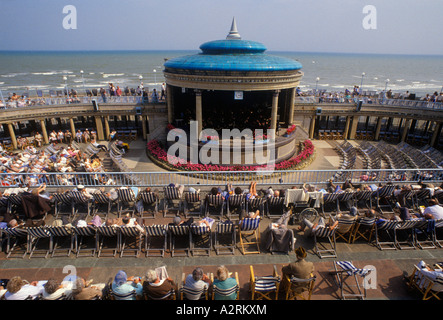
[424,205,443,220]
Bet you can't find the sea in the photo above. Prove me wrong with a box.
[0,50,442,98]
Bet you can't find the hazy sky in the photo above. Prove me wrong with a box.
[1,0,442,55]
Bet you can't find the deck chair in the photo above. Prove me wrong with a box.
[6,193,24,219]
[374,219,398,250]
[414,219,438,250]
[136,191,158,219]
[168,225,190,257]
[47,226,74,257]
[331,261,373,300]
[110,288,138,301]
[205,194,225,219]
[144,225,168,257]
[226,194,245,219]
[179,273,209,300]
[27,227,52,259]
[247,197,265,214]
[163,186,183,218]
[351,217,376,243]
[190,223,212,256]
[119,226,143,258]
[145,287,176,300]
[414,188,432,209]
[4,227,29,258]
[213,221,237,255]
[337,191,355,212]
[96,226,120,257]
[266,196,285,218]
[433,219,443,248]
[371,184,396,213]
[210,272,240,300]
[238,217,261,255]
[116,188,136,217]
[70,190,92,218]
[312,220,338,258]
[335,215,357,243]
[394,219,422,250]
[73,225,97,257]
[92,192,113,220]
[321,192,340,214]
[284,273,316,300]
[407,264,443,300]
[183,192,203,218]
[249,265,280,300]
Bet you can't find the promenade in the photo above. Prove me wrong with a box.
[1,125,442,305]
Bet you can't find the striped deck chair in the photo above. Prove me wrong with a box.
[116,188,136,217]
[70,190,92,218]
[284,273,317,301]
[73,225,97,257]
[47,226,74,258]
[332,261,373,300]
[168,225,190,257]
[92,192,113,219]
[27,227,52,259]
[52,192,73,220]
[183,192,203,218]
[433,219,443,248]
[163,186,183,218]
[414,188,432,209]
[313,222,338,258]
[407,264,443,300]
[337,191,355,212]
[249,265,280,300]
[351,217,376,243]
[205,194,225,218]
[414,219,437,250]
[247,197,265,214]
[137,191,158,219]
[96,226,120,257]
[335,215,357,243]
[226,194,245,219]
[144,225,168,257]
[353,190,373,209]
[119,226,143,258]
[213,221,237,255]
[4,228,28,258]
[266,196,285,218]
[321,192,340,214]
[238,217,261,255]
[371,184,396,213]
[6,193,24,218]
[180,273,209,300]
[394,219,422,250]
[145,288,176,300]
[190,224,212,256]
[211,272,240,300]
[374,219,398,250]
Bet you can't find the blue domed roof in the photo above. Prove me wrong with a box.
[164,38,302,72]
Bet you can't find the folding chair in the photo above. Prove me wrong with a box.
[163,186,183,218]
[284,273,316,300]
[205,194,225,219]
[394,219,422,250]
[432,219,443,248]
[265,197,285,219]
[183,192,203,218]
[334,215,357,243]
[247,197,265,214]
[226,194,245,219]
[27,226,52,259]
[414,188,432,209]
[331,261,373,300]
[136,191,158,219]
[6,194,24,219]
[321,192,340,215]
[51,192,72,219]
[145,288,176,300]
[238,217,261,255]
[407,264,443,300]
[92,192,113,220]
[249,265,280,300]
[414,219,437,250]
[351,217,376,243]
[179,272,209,300]
[73,225,97,257]
[213,221,237,255]
[110,288,138,301]
[96,226,120,257]
[116,188,136,217]
[168,225,190,257]
[119,226,143,258]
[47,226,74,258]
[70,190,92,219]
[371,184,396,213]
[337,191,355,212]
[190,223,212,256]
[312,221,338,258]
[144,224,168,257]
[4,228,28,259]
[374,219,398,250]
[210,272,240,300]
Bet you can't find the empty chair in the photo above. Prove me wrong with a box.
[205,194,225,218]
[163,186,183,218]
[374,219,398,250]
[246,197,265,214]
[394,219,422,250]
[226,194,245,219]
[96,226,120,257]
[144,224,168,257]
[265,196,285,218]
[432,219,443,248]
[414,219,438,250]
[321,192,340,215]
[371,184,396,213]
[47,225,74,258]
[116,188,136,217]
[4,227,29,259]
[353,190,372,209]
[27,226,52,259]
[119,226,143,258]
[136,191,158,219]
[190,222,212,256]
[249,265,280,300]
[183,192,203,218]
[92,192,114,220]
[238,217,261,255]
[168,225,190,257]
[331,260,373,300]
[213,220,237,255]
[52,192,74,220]
[70,190,92,218]
[73,225,97,257]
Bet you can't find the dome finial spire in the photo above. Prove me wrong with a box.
[226,17,241,40]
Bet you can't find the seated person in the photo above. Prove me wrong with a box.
[142,269,177,300]
[421,199,443,220]
[212,265,238,300]
[281,246,314,292]
[239,209,260,225]
[2,276,45,300]
[298,216,339,237]
[41,278,73,300]
[72,277,105,300]
[111,270,143,300]
[183,267,211,300]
